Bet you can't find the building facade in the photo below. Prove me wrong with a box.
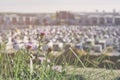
[0,11,120,26]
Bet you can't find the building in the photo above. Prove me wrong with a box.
[0,11,120,26]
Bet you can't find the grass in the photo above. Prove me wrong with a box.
[66,66,120,80]
[0,37,120,80]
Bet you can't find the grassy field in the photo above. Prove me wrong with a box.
[66,66,120,80]
[0,35,120,80]
[0,49,120,80]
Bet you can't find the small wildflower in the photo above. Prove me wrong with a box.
[40,32,45,38]
[52,66,62,72]
[48,47,52,53]
[15,28,20,33]
[38,57,51,63]
[26,44,32,49]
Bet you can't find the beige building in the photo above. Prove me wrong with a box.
[0,11,120,26]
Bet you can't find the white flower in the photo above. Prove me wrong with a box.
[52,66,62,72]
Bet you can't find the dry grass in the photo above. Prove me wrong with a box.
[66,66,120,80]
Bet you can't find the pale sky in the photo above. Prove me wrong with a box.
[0,0,120,13]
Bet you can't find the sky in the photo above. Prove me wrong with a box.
[0,0,120,13]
